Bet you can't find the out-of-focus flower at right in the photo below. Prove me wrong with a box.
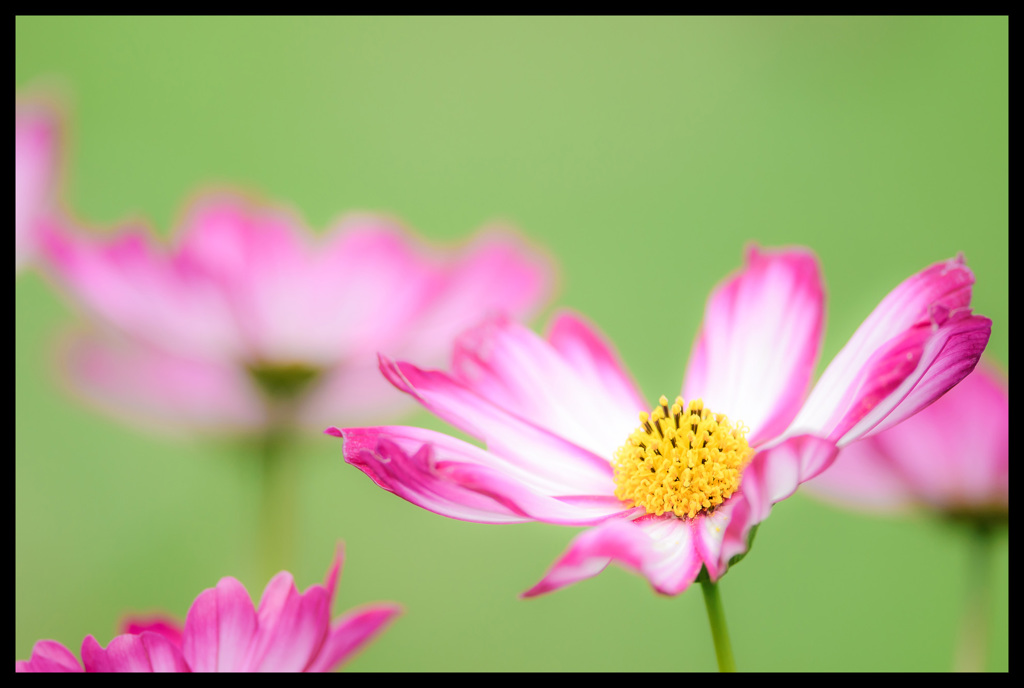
[805,362,1007,525]
[16,546,401,672]
[806,360,1007,673]
[15,98,61,271]
[37,191,553,435]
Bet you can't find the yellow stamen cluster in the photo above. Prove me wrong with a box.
[613,396,753,519]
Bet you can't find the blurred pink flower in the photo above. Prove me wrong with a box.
[16,547,401,672]
[15,99,61,271]
[334,247,990,596]
[38,192,552,433]
[805,362,1008,520]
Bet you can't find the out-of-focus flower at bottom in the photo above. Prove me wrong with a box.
[15,547,401,672]
[805,362,1007,524]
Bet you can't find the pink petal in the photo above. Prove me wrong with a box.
[305,603,403,672]
[523,515,704,597]
[833,309,992,446]
[299,356,418,429]
[16,100,60,270]
[57,331,266,434]
[182,577,258,672]
[119,615,184,648]
[15,640,83,673]
[787,254,982,442]
[257,220,550,391]
[452,312,646,458]
[81,632,189,672]
[806,363,1008,513]
[339,426,628,525]
[683,246,825,445]
[322,544,343,608]
[38,217,242,360]
[380,356,615,495]
[800,435,923,513]
[310,218,445,359]
[242,569,334,672]
[173,194,313,361]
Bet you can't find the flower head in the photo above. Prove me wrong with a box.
[805,361,1007,522]
[334,247,990,596]
[38,192,552,434]
[16,98,61,271]
[15,546,401,672]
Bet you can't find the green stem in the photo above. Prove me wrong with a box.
[258,431,299,581]
[954,523,996,672]
[701,576,737,672]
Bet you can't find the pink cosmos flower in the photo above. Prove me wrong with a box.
[16,547,401,672]
[37,192,552,433]
[334,247,991,596]
[15,99,61,271]
[805,361,1008,520]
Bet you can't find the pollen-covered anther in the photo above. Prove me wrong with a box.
[612,396,753,519]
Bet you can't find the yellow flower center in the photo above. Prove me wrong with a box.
[613,396,753,519]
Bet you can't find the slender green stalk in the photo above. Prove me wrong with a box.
[258,430,299,581]
[246,363,318,580]
[700,576,737,672]
[954,523,996,672]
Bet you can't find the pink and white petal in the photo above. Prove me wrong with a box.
[182,577,258,672]
[712,495,755,580]
[833,310,991,446]
[244,575,332,672]
[15,640,83,672]
[339,427,529,524]
[81,632,189,672]
[692,502,740,582]
[788,254,977,440]
[452,313,646,457]
[712,436,840,576]
[522,519,650,598]
[381,356,614,495]
[58,331,266,435]
[305,603,402,672]
[16,102,60,270]
[435,460,627,525]
[682,246,825,445]
[546,311,649,413]
[338,426,627,525]
[398,230,554,366]
[632,515,707,595]
[523,515,704,597]
[119,616,184,648]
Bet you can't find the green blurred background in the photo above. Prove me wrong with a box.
[16,17,1007,671]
